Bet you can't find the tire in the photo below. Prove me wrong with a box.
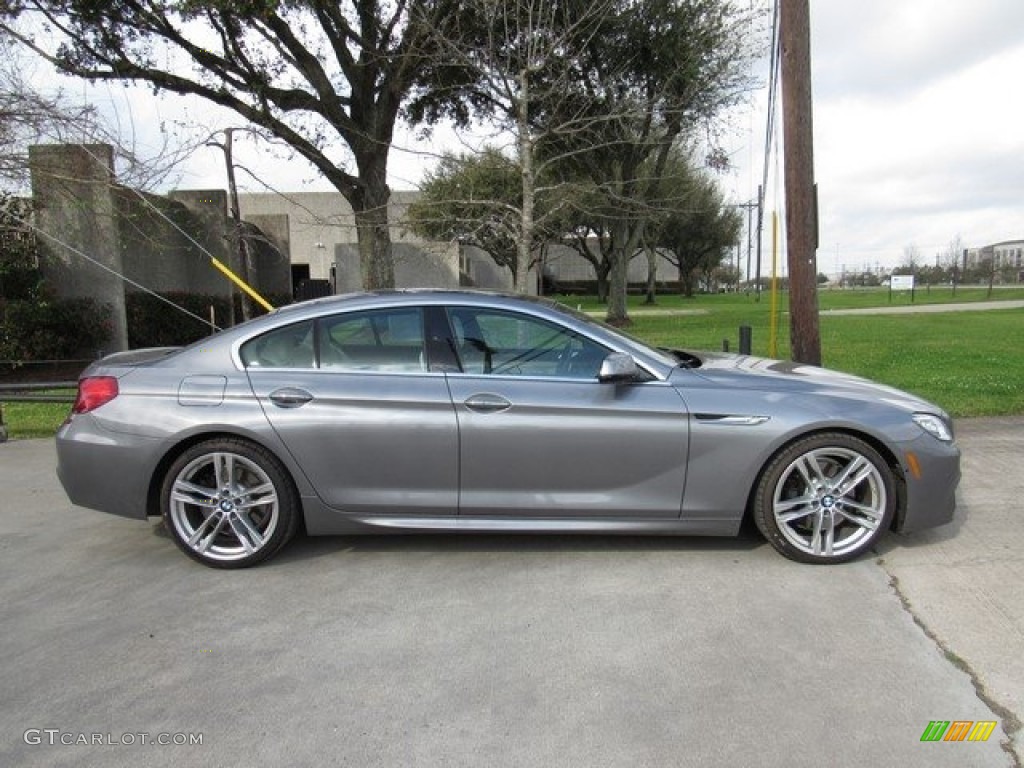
[752,433,896,564]
[161,438,299,568]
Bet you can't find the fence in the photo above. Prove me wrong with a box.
[0,358,86,442]
[0,382,77,442]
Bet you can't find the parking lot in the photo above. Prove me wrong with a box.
[1,418,1021,767]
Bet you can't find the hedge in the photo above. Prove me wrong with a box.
[0,298,113,362]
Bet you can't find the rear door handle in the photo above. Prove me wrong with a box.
[464,393,512,413]
[269,387,314,408]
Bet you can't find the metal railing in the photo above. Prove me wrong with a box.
[0,381,78,402]
[0,382,78,443]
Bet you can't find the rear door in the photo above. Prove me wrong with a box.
[241,308,459,515]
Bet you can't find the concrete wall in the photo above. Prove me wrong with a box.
[240,190,512,292]
[30,144,129,352]
[243,214,292,297]
[29,145,292,352]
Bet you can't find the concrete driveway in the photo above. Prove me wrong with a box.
[1,419,1020,768]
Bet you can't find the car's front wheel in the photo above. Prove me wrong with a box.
[161,439,299,568]
[753,433,896,564]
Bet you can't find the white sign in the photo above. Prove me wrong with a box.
[890,275,915,291]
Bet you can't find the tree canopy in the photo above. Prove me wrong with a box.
[1,0,466,289]
[413,0,761,321]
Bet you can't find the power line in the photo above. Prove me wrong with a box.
[29,225,221,331]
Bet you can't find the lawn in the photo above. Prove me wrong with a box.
[570,287,1024,417]
[2,287,1021,439]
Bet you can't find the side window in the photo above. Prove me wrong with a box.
[240,321,315,369]
[447,307,608,379]
[318,308,426,372]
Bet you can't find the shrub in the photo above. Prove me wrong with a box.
[0,298,113,361]
[125,291,294,348]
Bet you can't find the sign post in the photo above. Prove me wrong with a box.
[890,274,916,303]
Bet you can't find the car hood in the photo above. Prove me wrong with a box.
[674,351,945,415]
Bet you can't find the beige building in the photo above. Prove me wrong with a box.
[238,190,519,294]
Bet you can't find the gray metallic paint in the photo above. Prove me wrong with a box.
[55,290,960,544]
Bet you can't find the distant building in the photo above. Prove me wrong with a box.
[966,240,1023,271]
[237,191,518,295]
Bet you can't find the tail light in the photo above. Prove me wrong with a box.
[72,376,120,414]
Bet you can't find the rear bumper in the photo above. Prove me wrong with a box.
[56,415,161,520]
[893,433,961,534]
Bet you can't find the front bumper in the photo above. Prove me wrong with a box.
[892,432,961,534]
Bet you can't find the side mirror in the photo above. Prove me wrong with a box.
[598,353,639,383]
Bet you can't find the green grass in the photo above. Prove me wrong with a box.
[564,287,1024,417]
[3,288,1021,438]
[2,399,73,440]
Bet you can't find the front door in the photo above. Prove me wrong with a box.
[443,306,689,518]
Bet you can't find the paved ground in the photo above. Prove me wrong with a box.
[0,421,1020,768]
[579,298,1024,319]
[822,299,1024,315]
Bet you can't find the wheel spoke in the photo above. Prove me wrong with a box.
[775,493,817,516]
[806,511,836,557]
[227,511,265,554]
[171,479,218,508]
[235,482,277,509]
[794,455,823,489]
[214,452,234,491]
[190,511,228,553]
[836,499,883,530]
[829,455,865,492]
[834,458,875,497]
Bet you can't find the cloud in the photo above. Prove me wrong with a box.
[812,0,1024,100]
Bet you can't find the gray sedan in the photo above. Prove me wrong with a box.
[56,291,960,568]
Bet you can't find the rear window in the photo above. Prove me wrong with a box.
[240,321,315,369]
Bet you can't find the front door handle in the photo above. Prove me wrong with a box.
[269,387,314,408]
[464,393,512,413]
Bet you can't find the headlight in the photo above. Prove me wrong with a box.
[913,413,953,442]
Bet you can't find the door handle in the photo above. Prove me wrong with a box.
[464,393,512,413]
[268,387,314,408]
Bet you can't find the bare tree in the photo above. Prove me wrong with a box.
[408,0,616,294]
[900,243,922,274]
[2,0,468,290]
[0,35,190,192]
[943,233,964,295]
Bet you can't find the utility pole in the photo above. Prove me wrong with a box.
[209,128,255,322]
[780,0,821,365]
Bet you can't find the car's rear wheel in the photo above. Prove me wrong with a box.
[161,439,298,568]
[753,433,896,564]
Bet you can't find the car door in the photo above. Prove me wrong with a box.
[443,306,689,518]
[241,308,459,516]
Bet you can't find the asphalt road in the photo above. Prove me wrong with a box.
[1,420,1021,768]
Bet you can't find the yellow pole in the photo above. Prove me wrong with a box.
[210,257,275,313]
[768,211,780,358]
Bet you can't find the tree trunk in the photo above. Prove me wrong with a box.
[351,153,396,291]
[678,262,695,298]
[606,252,630,326]
[644,246,657,305]
[595,266,610,304]
[606,221,644,326]
[514,70,534,295]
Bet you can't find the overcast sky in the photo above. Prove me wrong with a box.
[49,0,1024,275]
